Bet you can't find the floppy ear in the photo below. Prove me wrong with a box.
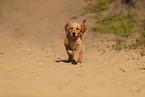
[81,19,87,34]
[65,23,69,34]
[82,19,87,25]
[82,25,87,34]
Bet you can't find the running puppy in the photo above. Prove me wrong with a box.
[64,19,87,64]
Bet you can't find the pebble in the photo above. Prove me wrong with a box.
[15,66,19,68]
[131,86,141,92]
[26,48,31,56]
[38,61,43,66]
[93,43,96,47]
[27,48,30,52]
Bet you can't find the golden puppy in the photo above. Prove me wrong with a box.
[64,19,87,64]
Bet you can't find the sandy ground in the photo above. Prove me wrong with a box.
[0,0,145,97]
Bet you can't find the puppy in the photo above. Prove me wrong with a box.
[64,19,87,64]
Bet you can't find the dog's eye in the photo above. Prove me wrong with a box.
[70,27,73,29]
[77,28,79,30]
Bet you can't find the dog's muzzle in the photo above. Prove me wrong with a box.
[72,32,76,37]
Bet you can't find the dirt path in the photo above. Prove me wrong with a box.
[0,0,145,97]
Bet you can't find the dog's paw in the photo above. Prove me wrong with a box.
[79,61,82,63]
[68,57,73,62]
[72,60,77,65]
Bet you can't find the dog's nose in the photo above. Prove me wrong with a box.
[72,32,76,36]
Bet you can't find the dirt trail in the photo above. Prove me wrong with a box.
[0,0,145,97]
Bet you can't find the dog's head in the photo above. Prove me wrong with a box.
[65,19,87,38]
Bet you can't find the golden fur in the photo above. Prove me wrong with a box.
[64,19,87,64]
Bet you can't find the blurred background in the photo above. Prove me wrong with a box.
[0,0,145,97]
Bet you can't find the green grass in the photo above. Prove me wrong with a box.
[70,16,78,19]
[92,12,136,34]
[85,0,145,54]
[85,0,111,13]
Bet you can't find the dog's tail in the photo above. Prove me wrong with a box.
[82,19,87,25]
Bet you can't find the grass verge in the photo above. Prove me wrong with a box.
[85,0,115,13]
[84,0,145,56]
[92,12,136,34]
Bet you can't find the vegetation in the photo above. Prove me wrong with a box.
[85,0,109,13]
[85,0,115,13]
[92,12,136,34]
[84,0,145,55]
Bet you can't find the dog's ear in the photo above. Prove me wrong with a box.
[82,25,87,34]
[65,23,69,34]
[82,19,87,25]
[81,19,87,34]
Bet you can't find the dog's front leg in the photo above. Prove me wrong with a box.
[78,50,83,63]
[73,44,83,64]
[64,44,74,62]
[67,50,73,62]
